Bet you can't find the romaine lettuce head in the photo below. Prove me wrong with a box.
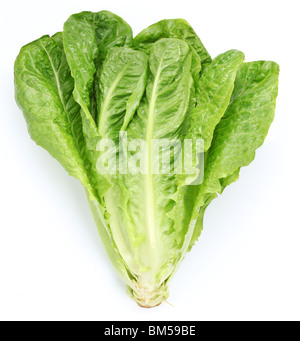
[14,11,279,307]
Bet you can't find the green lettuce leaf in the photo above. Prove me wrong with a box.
[63,11,133,123]
[189,61,279,249]
[170,50,244,261]
[62,11,134,197]
[14,32,135,287]
[102,38,197,306]
[188,49,245,151]
[132,18,211,71]
[14,33,97,199]
[98,47,148,140]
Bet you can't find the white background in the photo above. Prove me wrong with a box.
[0,0,299,321]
